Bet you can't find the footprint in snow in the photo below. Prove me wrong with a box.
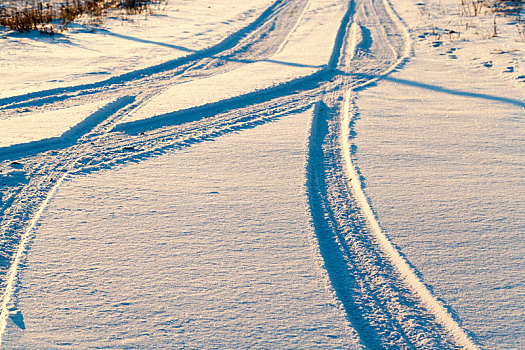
[8,308,25,330]
[10,161,23,169]
[1,169,28,186]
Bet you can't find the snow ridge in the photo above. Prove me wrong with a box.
[340,88,478,349]
[0,97,135,162]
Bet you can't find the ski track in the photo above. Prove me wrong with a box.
[0,0,481,348]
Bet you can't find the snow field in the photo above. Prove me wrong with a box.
[2,110,362,349]
[353,46,524,349]
[0,0,522,346]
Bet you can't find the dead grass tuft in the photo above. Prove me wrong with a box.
[0,0,167,33]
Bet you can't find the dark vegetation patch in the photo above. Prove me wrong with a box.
[0,0,167,33]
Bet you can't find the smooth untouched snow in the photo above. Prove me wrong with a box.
[2,111,361,349]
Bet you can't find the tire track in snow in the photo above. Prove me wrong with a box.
[340,89,477,349]
[274,0,312,54]
[0,97,135,162]
[306,0,478,347]
[0,166,71,346]
[0,0,306,113]
[0,97,138,347]
[307,89,477,348]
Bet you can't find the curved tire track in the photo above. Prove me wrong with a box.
[0,0,307,113]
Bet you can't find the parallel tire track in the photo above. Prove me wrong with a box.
[305,0,478,346]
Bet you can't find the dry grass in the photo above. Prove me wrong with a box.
[460,0,523,17]
[0,0,166,33]
[0,3,54,32]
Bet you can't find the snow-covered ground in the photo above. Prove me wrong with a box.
[0,0,523,347]
[0,0,274,98]
[2,111,362,349]
[352,0,524,348]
